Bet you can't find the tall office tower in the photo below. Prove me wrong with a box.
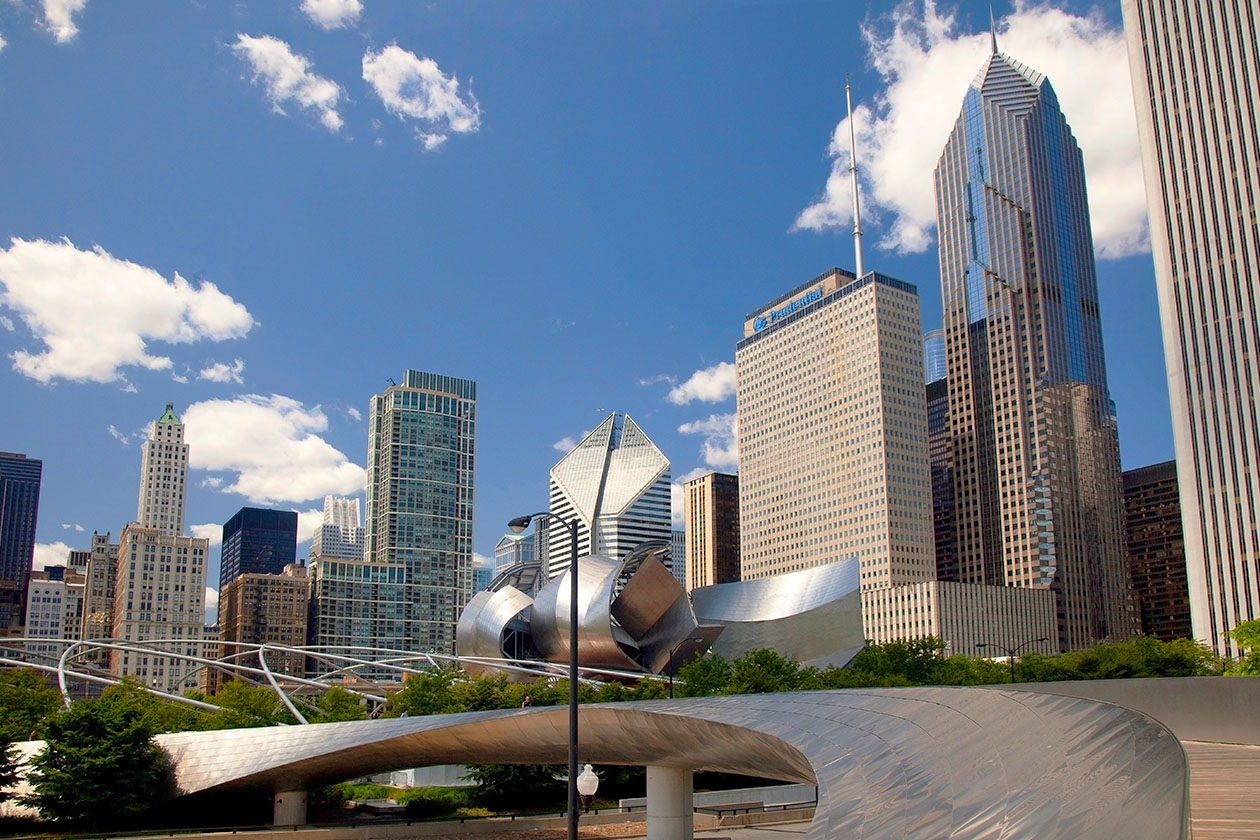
[219,507,298,592]
[546,412,671,579]
[923,329,947,384]
[473,560,494,592]
[216,563,308,691]
[1122,0,1260,657]
[136,402,188,536]
[0,451,42,632]
[683,471,741,591]
[670,529,686,586]
[111,404,209,689]
[925,378,957,582]
[81,531,118,655]
[307,496,406,672]
[365,370,476,655]
[736,268,935,584]
[934,46,1134,650]
[1123,461,1191,642]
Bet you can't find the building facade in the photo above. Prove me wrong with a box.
[923,329,947,384]
[219,507,298,592]
[546,412,671,580]
[1121,0,1260,657]
[1123,461,1191,641]
[926,378,957,583]
[215,563,308,690]
[111,404,209,689]
[80,531,118,663]
[25,563,87,663]
[365,370,476,655]
[0,451,42,632]
[683,471,741,591]
[493,533,534,572]
[933,47,1134,650]
[735,267,935,589]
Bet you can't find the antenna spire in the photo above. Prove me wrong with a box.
[989,4,999,54]
[845,76,865,279]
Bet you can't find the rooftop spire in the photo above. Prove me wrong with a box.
[845,76,865,279]
[156,402,180,424]
[989,4,999,54]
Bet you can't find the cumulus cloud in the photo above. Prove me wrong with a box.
[33,541,73,571]
[678,413,738,471]
[553,430,590,453]
[198,358,245,385]
[300,0,362,30]
[794,0,1147,259]
[204,586,218,625]
[294,507,323,546]
[0,238,254,384]
[346,406,362,422]
[0,315,13,332]
[60,523,84,532]
[189,522,223,547]
[362,44,481,150]
[670,466,710,528]
[232,34,344,132]
[171,371,189,384]
[0,32,7,53]
[638,373,677,387]
[40,0,87,43]
[667,361,736,405]
[107,424,136,445]
[183,393,366,505]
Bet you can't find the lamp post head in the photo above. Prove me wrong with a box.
[508,515,533,534]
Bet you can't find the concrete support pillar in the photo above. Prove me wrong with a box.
[646,765,693,840]
[273,789,307,826]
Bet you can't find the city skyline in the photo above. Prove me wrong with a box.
[0,1,1176,622]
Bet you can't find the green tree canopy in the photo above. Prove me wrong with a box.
[310,686,370,722]
[1225,619,1260,675]
[0,668,62,741]
[21,693,171,827]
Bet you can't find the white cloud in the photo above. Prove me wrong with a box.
[347,406,362,422]
[107,424,137,445]
[199,476,224,489]
[474,551,494,569]
[40,0,87,44]
[190,522,223,547]
[300,0,362,30]
[794,0,1147,259]
[678,413,738,471]
[0,237,254,384]
[0,32,7,53]
[198,358,245,385]
[552,429,590,453]
[0,315,13,331]
[638,373,677,387]
[59,522,84,532]
[205,586,218,625]
[232,34,344,132]
[171,371,189,384]
[32,541,73,570]
[670,466,710,528]
[294,507,323,546]
[667,361,736,405]
[184,393,366,505]
[362,44,481,150]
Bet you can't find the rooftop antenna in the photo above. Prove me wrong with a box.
[845,75,865,279]
[990,4,999,54]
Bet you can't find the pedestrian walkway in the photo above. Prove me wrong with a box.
[1184,740,1260,839]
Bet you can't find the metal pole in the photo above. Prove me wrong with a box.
[567,518,579,840]
[1009,650,1016,684]
[668,648,674,699]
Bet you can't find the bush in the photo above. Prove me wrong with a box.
[395,787,473,818]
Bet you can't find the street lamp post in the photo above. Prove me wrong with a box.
[976,637,1049,684]
[509,512,580,840]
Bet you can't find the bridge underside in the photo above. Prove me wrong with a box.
[155,687,1188,840]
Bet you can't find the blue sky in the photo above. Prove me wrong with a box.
[0,0,1170,613]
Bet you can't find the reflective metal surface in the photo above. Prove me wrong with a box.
[690,557,865,667]
[152,686,1188,839]
[454,585,534,666]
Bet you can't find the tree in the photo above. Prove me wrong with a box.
[205,679,296,728]
[463,763,564,810]
[22,694,171,828]
[674,653,732,697]
[385,667,461,717]
[0,668,62,741]
[1225,619,1260,675]
[311,686,369,722]
[0,740,17,804]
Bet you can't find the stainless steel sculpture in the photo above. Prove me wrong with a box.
[147,686,1188,839]
[690,556,865,667]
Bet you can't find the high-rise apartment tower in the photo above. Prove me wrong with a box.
[365,371,476,656]
[1121,0,1260,656]
[934,46,1134,649]
[219,507,298,592]
[683,472,740,591]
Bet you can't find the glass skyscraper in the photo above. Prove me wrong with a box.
[219,507,298,592]
[0,451,42,629]
[365,370,476,656]
[1122,0,1260,658]
[934,46,1134,650]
